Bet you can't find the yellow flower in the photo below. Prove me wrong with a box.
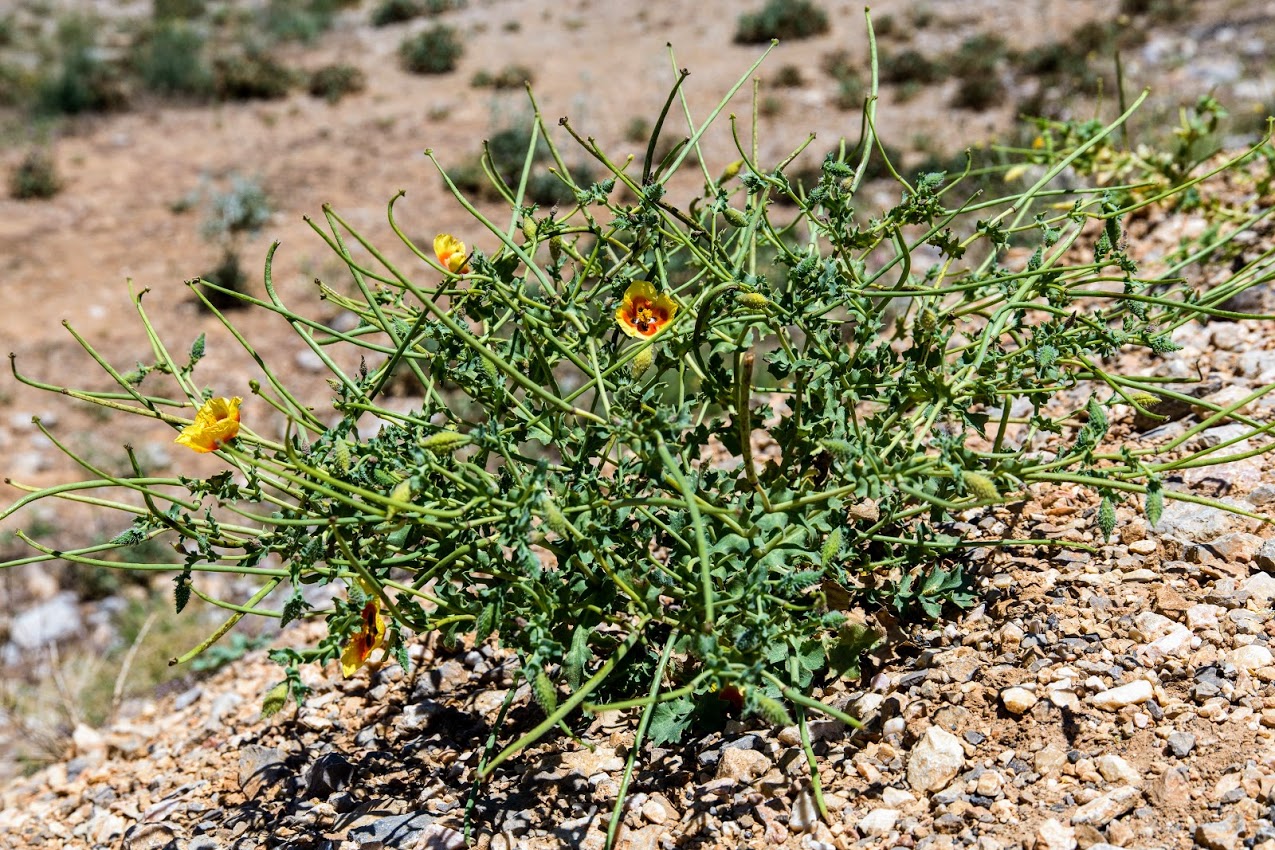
[434,233,470,274]
[615,280,677,339]
[340,597,386,677]
[174,396,242,453]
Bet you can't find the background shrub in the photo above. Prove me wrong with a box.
[35,15,129,116]
[9,149,61,200]
[132,21,214,98]
[399,26,462,75]
[734,0,830,44]
[214,53,294,100]
[372,0,425,26]
[259,0,338,44]
[308,64,366,103]
[152,0,207,21]
[372,0,463,26]
[470,64,534,90]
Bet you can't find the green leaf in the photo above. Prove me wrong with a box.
[279,591,309,628]
[648,697,695,746]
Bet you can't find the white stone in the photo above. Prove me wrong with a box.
[1230,645,1274,671]
[1001,687,1038,715]
[1241,572,1275,606]
[1095,755,1141,786]
[858,808,899,837]
[907,726,966,792]
[1148,624,1193,656]
[1133,612,1175,641]
[880,787,915,808]
[1071,786,1140,827]
[1088,680,1153,710]
[1186,604,1222,631]
[1036,817,1077,850]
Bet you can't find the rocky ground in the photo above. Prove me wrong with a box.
[4,0,1275,848]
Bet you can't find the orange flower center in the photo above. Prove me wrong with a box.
[629,300,665,334]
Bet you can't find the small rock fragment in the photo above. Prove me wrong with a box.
[1095,755,1141,786]
[1230,645,1273,671]
[1071,786,1139,827]
[1088,680,1152,710]
[716,747,772,784]
[1001,687,1038,715]
[907,726,966,792]
[1036,817,1077,850]
[1194,813,1245,850]
[858,808,899,837]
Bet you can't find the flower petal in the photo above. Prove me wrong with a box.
[175,396,242,453]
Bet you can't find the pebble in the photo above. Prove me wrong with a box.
[1001,687,1038,715]
[1088,680,1152,710]
[1128,539,1158,555]
[1035,817,1077,850]
[1167,734,1193,759]
[715,748,771,784]
[858,808,899,837]
[1194,813,1245,850]
[1095,755,1141,786]
[788,789,818,833]
[1071,786,1139,827]
[906,726,966,792]
[1230,645,1274,671]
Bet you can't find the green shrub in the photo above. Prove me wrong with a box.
[372,0,462,25]
[878,48,946,85]
[770,64,805,88]
[308,63,366,103]
[951,75,1004,111]
[34,15,128,116]
[214,53,294,100]
[0,62,33,107]
[260,0,337,43]
[399,26,462,75]
[197,249,250,310]
[734,0,829,44]
[201,176,271,241]
[152,0,206,20]
[371,0,424,25]
[9,149,61,200]
[132,21,214,98]
[470,64,534,90]
[6,41,1274,834]
[947,33,1006,78]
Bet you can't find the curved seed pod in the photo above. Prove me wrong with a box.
[631,347,655,378]
[420,430,470,454]
[962,471,999,501]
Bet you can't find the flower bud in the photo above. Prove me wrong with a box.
[719,159,744,181]
[736,291,769,310]
[723,208,748,228]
